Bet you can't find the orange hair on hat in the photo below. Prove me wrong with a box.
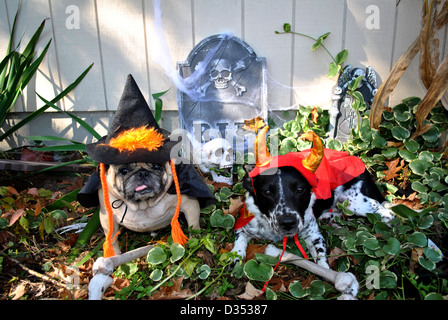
[109,126,164,152]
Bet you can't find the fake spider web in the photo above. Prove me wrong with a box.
[149,0,359,171]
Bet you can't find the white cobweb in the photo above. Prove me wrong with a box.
[149,0,337,172]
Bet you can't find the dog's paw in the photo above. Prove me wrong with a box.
[316,258,330,269]
[92,257,114,276]
[334,272,359,297]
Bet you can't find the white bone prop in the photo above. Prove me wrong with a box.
[264,244,359,300]
[88,244,154,300]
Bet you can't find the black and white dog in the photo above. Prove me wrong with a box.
[232,165,395,268]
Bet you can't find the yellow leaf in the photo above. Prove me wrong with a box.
[243,116,266,133]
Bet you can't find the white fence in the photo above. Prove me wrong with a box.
[0,0,446,149]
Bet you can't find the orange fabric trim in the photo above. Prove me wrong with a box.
[99,163,119,258]
[170,159,188,246]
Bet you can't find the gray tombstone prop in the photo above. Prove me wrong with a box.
[177,34,267,183]
[328,65,378,143]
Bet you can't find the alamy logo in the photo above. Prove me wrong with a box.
[365,5,380,30]
[66,5,80,30]
[365,265,380,289]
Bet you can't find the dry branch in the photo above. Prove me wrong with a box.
[413,54,448,138]
[369,0,448,130]
[369,37,421,129]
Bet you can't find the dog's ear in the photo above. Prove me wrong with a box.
[242,165,255,196]
[243,164,255,174]
[96,164,110,174]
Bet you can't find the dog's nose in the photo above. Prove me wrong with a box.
[137,170,149,179]
[278,215,298,231]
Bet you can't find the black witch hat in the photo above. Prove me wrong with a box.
[78,75,215,253]
[86,74,176,164]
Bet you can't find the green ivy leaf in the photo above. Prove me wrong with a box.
[363,238,380,250]
[421,125,440,142]
[289,280,309,298]
[335,49,348,65]
[348,75,364,91]
[359,118,373,142]
[150,269,163,281]
[404,139,419,153]
[380,270,397,289]
[391,126,410,141]
[327,62,340,78]
[310,280,326,296]
[43,216,54,234]
[210,210,235,230]
[197,264,211,280]
[411,181,428,193]
[146,247,167,265]
[418,256,435,270]
[312,38,323,51]
[408,232,427,247]
[326,138,343,151]
[170,243,185,263]
[383,238,400,255]
[424,246,441,262]
[243,260,273,282]
[283,23,291,32]
[381,147,397,158]
[424,293,444,300]
[265,287,277,300]
[418,151,434,162]
[398,149,417,162]
[391,204,420,219]
[409,159,430,176]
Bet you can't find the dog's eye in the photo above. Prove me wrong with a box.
[262,190,272,197]
[152,164,163,171]
[119,167,129,175]
[296,187,304,193]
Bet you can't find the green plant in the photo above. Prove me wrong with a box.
[0,6,93,142]
[276,24,368,135]
[344,97,448,208]
[0,186,80,238]
[268,105,329,155]
[276,23,348,79]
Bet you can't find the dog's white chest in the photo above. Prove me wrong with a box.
[99,190,178,233]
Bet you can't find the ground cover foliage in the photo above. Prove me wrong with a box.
[0,101,447,300]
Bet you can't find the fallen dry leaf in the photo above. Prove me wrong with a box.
[7,186,19,196]
[10,281,27,300]
[382,159,405,182]
[149,276,193,300]
[245,243,267,261]
[243,116,266,133]
[27,188,39,196]
[237,282,263,300]
[8,209,24,226]
[328,247,347,269]
[223,196,244,216]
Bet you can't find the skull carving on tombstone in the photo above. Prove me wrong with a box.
[210,59,232,90]
[194,138,234,184]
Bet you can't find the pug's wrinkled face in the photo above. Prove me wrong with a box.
[107,162,170,204]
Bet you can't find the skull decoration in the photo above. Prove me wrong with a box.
[194,138,234,184]
[210,59,232,90]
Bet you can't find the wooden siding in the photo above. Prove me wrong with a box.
[0,0,446,147]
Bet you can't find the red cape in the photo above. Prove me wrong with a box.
[235,149,365,230]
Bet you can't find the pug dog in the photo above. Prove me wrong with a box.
[98,161,200,255]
